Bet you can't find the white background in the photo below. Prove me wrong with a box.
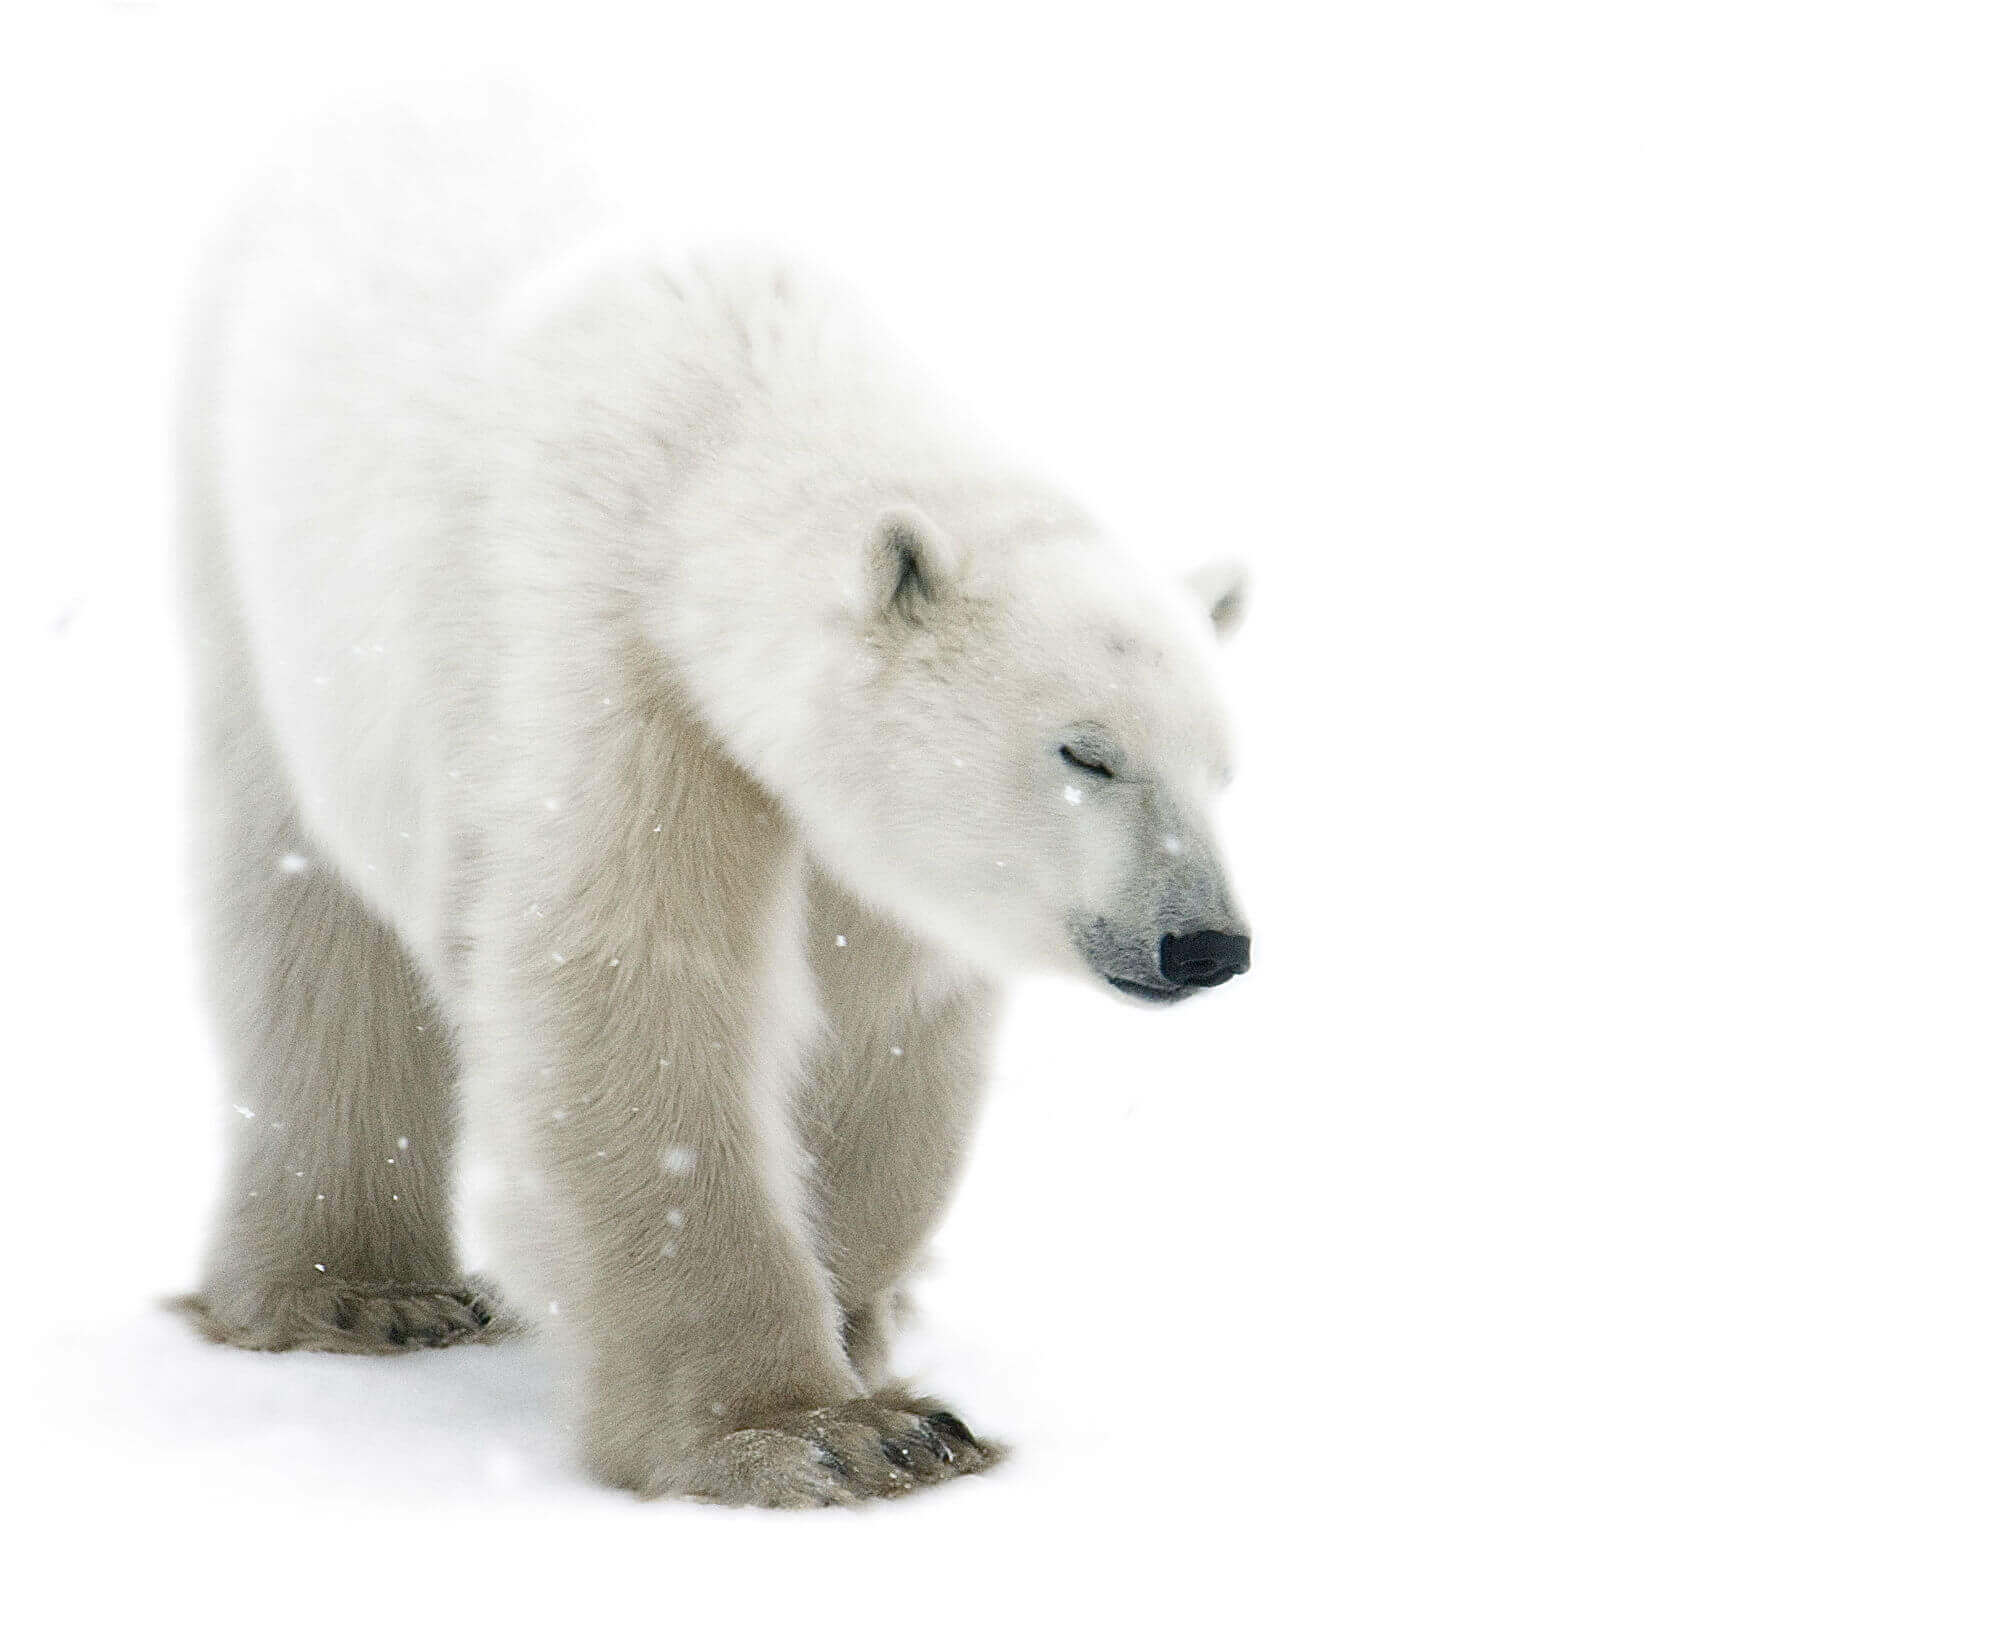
[4,2,1995,1630]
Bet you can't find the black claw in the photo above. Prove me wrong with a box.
[880,1437,919,1471]
[915,1424,953,1462]
[385,1324,407,1346]
[925,1411,979,1449]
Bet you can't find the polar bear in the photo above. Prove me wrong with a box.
[176,102,1250,1505]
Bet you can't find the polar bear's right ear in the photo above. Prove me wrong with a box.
[866,504,964,620]
[1186,557,1249,641]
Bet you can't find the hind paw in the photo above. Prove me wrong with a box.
[173,1275,512,1354]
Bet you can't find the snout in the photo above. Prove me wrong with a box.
[1159,929,1251,988]
[1100,926,1252,1003]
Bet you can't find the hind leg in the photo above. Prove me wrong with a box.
[178,548,492,1354]
[179,765,496,1351]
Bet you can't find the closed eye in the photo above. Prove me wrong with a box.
[1059,745,1115,779]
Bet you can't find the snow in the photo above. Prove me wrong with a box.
[6,5,1996,1633]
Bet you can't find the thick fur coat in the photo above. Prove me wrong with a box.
[178,101,1250,1504]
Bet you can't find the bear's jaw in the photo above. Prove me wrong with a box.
[1104,975,1198,1006]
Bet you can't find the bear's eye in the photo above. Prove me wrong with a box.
[1059,745,1116,779]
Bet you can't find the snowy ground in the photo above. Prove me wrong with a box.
[6,5,1997,1632]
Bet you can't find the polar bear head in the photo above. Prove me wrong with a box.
[787,504,1252,1003]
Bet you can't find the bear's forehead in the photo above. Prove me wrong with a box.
[1097,626,1165,666]
[1082,637,1233,777]
[992,550,1233,771]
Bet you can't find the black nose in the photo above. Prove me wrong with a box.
[1159,930,1251,988]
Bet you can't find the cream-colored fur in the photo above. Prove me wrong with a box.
[177,99,1248,1505]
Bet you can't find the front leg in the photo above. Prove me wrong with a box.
[800,870,998,1388]
[468,714,991,1505]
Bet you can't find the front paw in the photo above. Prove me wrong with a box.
[676,1394,1000,1508]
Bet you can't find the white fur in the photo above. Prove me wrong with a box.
[183,99,1248,1502]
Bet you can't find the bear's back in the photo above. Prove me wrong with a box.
[193,93,605,944]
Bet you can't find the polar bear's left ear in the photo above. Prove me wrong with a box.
[1186,557,1249,641]
[867,505,964,620]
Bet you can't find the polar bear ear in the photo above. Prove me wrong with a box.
[868,504,963,620]
[1186,557,1249,640]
